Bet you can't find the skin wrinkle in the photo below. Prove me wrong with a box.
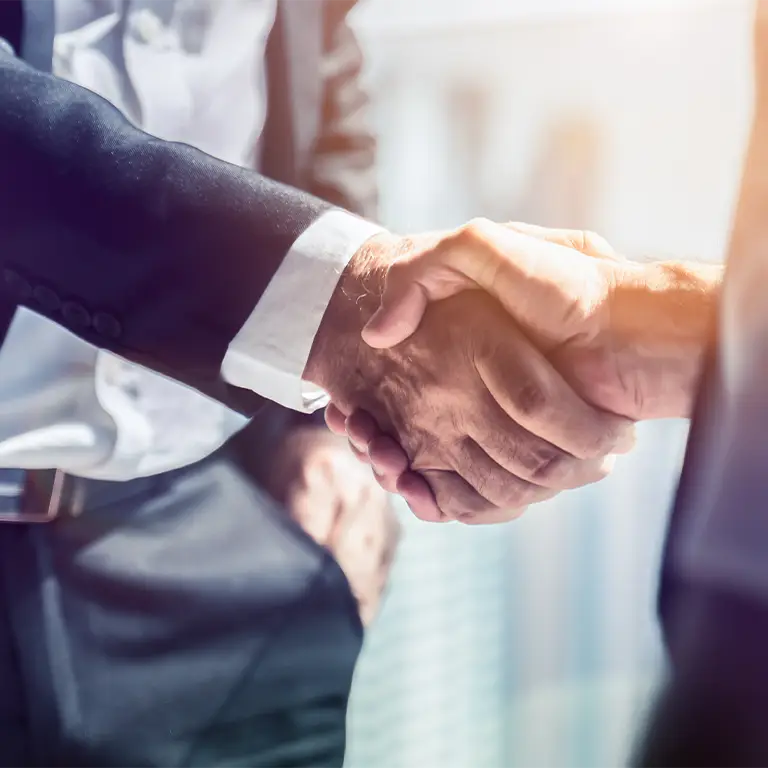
[310,231,641,518]
[332,219,729,521]
[451,435,532,508]
[370,298,508,502]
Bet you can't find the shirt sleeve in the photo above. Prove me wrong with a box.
[221,209,383,412]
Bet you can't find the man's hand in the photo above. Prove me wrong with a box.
[269,426,399,627]
[360,221,723,422]
[303,229,635,524]
[323,222,723,522]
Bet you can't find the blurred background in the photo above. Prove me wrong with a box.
[341,0,754,766]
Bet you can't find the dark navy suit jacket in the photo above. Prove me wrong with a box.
[0,0,375,417]
[0,5,375,767]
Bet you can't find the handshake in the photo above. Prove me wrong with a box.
[303,219,723,524]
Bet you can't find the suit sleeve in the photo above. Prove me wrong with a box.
[0,45,336,415]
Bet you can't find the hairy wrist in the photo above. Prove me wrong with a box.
[303,231,399,399]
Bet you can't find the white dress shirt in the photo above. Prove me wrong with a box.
[0,0,379,480]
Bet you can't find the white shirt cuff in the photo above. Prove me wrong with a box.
[221,210,384,412]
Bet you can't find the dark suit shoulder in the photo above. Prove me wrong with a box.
[0,49,332,414]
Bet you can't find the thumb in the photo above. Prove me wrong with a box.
[362,220,614,350]
[362,252,476,348]
[362,279,429,349]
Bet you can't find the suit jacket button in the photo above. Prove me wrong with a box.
[3,269,32,300]
[93,312,122,339]
[32,286,61,313]
[61,301,91,328]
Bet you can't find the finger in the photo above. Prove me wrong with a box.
[460,506,529,526]
[325,403,348,435]
[289,471,338,545]
[396,471,444,523]
[327,469,372,555]
[346,409,382,452]
[474,321,636,460]
[368,434,409,476]
[444,432,556,509]
[505,222,620,260]
[463,397,618,490]
[363,280,432,349]
[379,506,402,574]
[348,439,371,465]
[453,430,611,502]
[372,467,400,494]
[419,469,534,525]
[450,434,564,506]
[328,502,389,628]
[346,416,410,484]
[330,486,381,572]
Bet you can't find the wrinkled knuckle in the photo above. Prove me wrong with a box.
[435,491,463,522]
[452,498,496,524]
[488,476,529,509]
[456,217,493,246]
[472,468,493,500]
[408,429,441,469]
[580,421,622,459]
[528,449,567,485]
[448,408,468,439]
[574,433,606,461]
[492,436,520,469]
[457,511,486,526]
[582,229,611,256]
[514,378,550,419]
[467,216,493,233]
[456,437,488,493]
[435,489,479,523]
[464,216,494,234]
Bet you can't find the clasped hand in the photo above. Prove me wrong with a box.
[305,219,718,524]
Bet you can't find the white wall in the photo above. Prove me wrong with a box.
[357,1,753,258]
[356,0,739,34]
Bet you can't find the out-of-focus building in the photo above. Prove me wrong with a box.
[344,2,753,766]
